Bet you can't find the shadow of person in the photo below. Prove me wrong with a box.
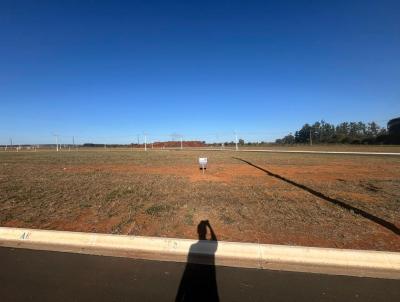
[175,220,219,302]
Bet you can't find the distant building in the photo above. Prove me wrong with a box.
[388,117,400,135]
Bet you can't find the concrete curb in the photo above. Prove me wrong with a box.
[1,227,399,279]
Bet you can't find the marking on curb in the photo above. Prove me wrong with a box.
[88,235,97,246]
[20,232,30,240]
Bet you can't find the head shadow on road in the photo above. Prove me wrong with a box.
[175,220,219,302]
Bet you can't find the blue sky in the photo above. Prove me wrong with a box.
[1,0,399,144]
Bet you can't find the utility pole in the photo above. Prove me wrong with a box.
[180,136,183,150]
[54,134,59,151]
[144,133,147,151]
[309,129,313,146]
[235,132,239,151]
[72,136,75,149]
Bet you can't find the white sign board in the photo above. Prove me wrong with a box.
[198,157,208,172]
[198,157,207,164]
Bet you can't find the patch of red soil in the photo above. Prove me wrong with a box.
[62,160,400,185]
[63,163,268,183]
[267,163,399,182]
[2,220,23,228]
[46,209,99,232]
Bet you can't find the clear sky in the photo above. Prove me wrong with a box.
[1,0,399,144]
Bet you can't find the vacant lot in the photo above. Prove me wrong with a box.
[0,149,399,251]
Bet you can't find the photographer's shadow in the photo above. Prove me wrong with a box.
[175,220,219,302]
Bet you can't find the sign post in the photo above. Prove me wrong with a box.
[198,157,208,174]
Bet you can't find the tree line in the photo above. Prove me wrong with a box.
[275,120,389,145]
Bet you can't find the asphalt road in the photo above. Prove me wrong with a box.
[0,247,399,302]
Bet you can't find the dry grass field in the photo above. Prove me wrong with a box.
[0,148,399,251]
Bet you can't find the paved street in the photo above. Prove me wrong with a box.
[0,247,399,301]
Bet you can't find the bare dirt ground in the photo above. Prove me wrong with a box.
[0,149,399,251]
